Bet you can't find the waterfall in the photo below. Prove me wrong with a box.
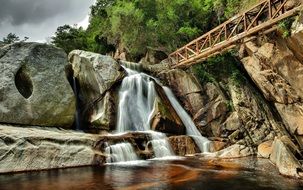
[163,87,210,152]
[105,142,139,163]
[149,131,175,158]
[115,62,174,160]
[72,77,81,130]
[107,62,209,163]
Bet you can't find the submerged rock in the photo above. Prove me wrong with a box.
[0,124,103,173]
[0,42,75,128]
[68,50,125,130]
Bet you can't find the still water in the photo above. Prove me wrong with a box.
[0,157,302,190]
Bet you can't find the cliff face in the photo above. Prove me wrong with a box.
[241,17,303,148]
[150,15,303,178]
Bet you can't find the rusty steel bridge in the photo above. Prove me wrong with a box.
[169,0,302,68]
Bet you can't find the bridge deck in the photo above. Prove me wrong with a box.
[169,0,302,68]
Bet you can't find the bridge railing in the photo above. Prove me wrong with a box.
[169,0,302,68]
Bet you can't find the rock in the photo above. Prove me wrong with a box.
[270,136,303,178]
[206,144,254,158]
[0,124,103,173]
[228,82,279,146]
[209,141,228,152]
[258,140,273,158]
[142,60,171,74]
[168,136,200,156]
[288,17,303,63]
[140,48,168,65]
[275,103,303,135]
[224,112,242,131]
[193,83,228,137]
[242,39,303,142]
[150,84,186,135]
[90,91,117,131]
[68,50,125,130]
[241,55,300,104]
[158,69,204,115]
[0,42,75,128]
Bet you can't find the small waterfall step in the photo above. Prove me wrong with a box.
[105,142,139,163]
[149,131,175,158]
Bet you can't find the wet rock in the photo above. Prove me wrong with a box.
[270,136,303,178]
[0,124,100,173]
[0,42,75,128]
[68,50,125,130]
[258,140,273,158]
[158,69,204,115]
[209,141,228,152]
[151,85,186,135]
[168,136,200,156]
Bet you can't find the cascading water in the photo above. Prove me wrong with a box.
[105,142,139,163]
[113,62,174,161]
[163,87,210,152]
[106,62,209,163]
[149,131,175,158]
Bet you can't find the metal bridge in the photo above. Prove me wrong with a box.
[169,0,302,68]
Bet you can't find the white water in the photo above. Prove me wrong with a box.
[107,62,209,163]
[149,131,175,158]
[117,67,156,132]
[105,142,139,163]
[113,63,174,161]
[163,87,210,152]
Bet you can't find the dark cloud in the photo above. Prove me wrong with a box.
[0,0,94,41]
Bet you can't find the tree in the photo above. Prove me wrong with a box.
[2,33,20,44]
[51,25,88,53]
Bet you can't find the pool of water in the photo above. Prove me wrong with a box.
[0,157,302,190]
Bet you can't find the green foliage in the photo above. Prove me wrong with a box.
[278,18,295,38]
[2,33,20,44]
[191,52,246,86]
[51,0,252,59]
[51,25,88,54]
[1,33,28,44]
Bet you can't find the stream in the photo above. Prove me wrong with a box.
[0,157,302,190]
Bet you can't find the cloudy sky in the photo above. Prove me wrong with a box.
[0,0,95,42]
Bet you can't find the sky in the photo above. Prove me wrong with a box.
[0,0,95,42]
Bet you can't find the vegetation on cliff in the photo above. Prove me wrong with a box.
[52,0,250,59]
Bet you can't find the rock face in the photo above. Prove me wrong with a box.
[158,69,204,116]
[0,124,103,173]
[0,42,75,128]
[68,50,125,130]
[242,34,303,148]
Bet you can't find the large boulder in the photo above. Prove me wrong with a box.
[68,50,125,130]
[0,42,75,127]
[270,136,303,178]
[0,124,104,173]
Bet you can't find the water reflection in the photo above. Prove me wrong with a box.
[0,158,302,190]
